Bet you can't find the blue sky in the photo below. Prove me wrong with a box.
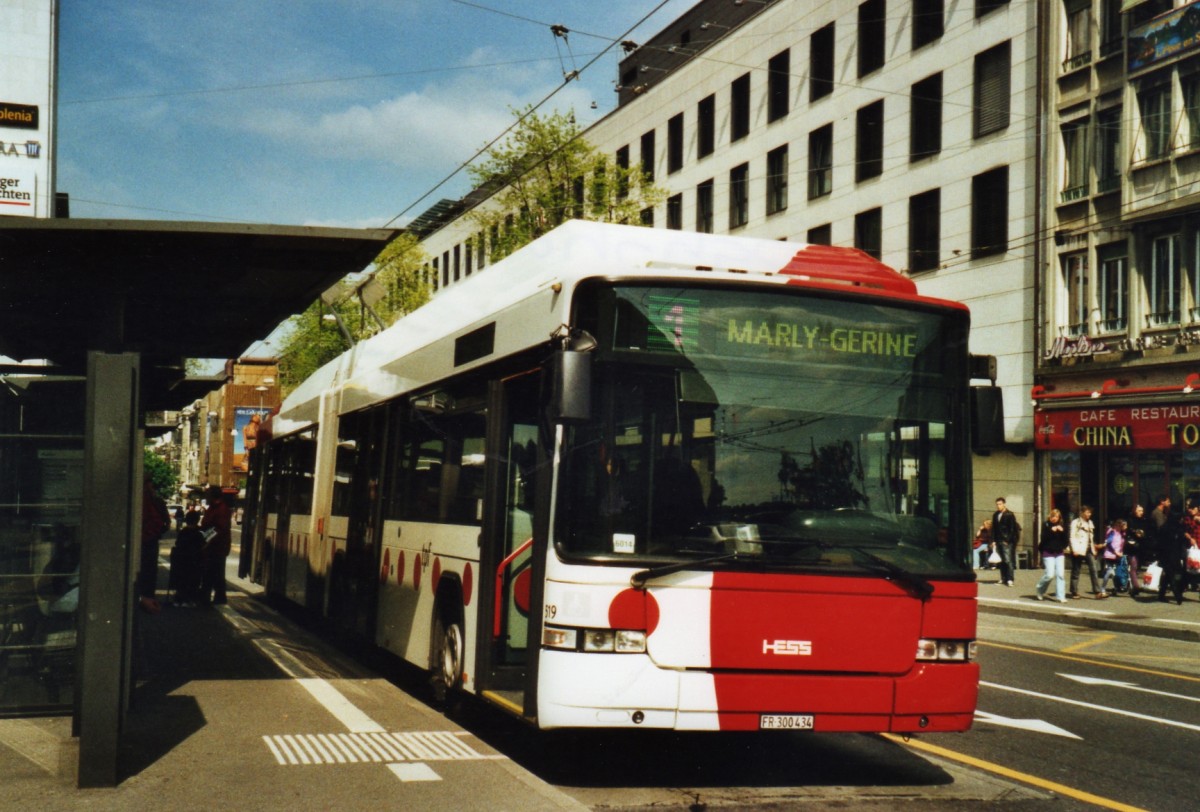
[56,0,694,229]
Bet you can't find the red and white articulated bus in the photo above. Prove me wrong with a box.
[244,220,1001,733]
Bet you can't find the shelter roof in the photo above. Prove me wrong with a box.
[0,218,397,408]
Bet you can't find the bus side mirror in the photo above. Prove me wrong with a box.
[970,386,1005,452]
[549,350,592,424]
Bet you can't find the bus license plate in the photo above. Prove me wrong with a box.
[759,714,814,730]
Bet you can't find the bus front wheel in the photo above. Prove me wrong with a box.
[432,612,464,704]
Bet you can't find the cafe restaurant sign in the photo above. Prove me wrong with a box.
[1036,403,1200,450]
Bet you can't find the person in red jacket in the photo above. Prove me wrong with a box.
[199,486,232,606]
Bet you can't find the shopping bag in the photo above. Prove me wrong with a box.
[987,548,1001,565]
[1142,563,1162,591]
[1187,547,1200,574]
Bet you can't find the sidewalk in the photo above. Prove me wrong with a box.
[975,568,1200,643]
[0,563,586,811]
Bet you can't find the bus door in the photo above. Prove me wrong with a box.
[479,372,544,708]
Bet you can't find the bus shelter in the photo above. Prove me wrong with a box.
[0,218,395,786]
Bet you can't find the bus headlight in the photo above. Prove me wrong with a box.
[543,626,647,653]
[916,638,976,662]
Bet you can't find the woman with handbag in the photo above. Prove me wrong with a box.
[974,519,993,570]
[1068,505,1100,599]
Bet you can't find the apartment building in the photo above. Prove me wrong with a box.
[1039,0,1200,527]
[416,0,1039,529]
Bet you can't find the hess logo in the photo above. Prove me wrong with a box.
[762,639,813,656]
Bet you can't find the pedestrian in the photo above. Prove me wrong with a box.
[973,519,993,570]
[1068,505,1099,599]
[991,497,1020,587]
[1156,497,1187,604]
[1035,508,1068,602]
[169,510,205,606]
[137,473,168,613]
[1098,518,1126,597]
[1126,503,1150,597]
[199,486,232,606]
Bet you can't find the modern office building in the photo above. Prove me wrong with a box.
[414,0,1041,533]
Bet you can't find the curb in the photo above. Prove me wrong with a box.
[977,598,1200,643]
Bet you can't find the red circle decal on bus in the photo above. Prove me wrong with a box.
[380,548,390,584]
[462,562,473,606]
[608,588,660,635]
[397,550,405,586]
[432,557,442,588]
[413,554,422,590]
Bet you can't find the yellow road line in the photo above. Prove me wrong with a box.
[883,734,1148,812]
[1060,633,1116,654]
[980,641,1200,683]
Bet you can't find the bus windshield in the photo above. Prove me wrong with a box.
[556,283,971,578]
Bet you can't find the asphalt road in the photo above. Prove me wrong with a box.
[440,611,1196,811]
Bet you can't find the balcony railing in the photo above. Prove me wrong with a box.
[1060,184,1088,203]
[1062,51,1092,72]
[1147,309,1181,328]
[1099,317,1127,333]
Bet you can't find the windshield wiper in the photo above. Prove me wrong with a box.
[850,547,934,601]
[630,553,739,589]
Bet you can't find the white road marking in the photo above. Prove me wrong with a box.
[977,597,1115,616]
[981,680,1200,733]
[973,710,1080,739]
[1058,673,1200,704]
[217,601,514,783]
[389,762,442,782]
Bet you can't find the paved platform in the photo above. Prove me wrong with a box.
[0,564,586,811]
[974,567,1200,643]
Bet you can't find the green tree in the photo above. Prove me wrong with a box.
[276,232,430,394]
[144,448,176,500]
[467,108,666,259]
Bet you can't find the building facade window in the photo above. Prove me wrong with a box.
[729,162,750,229]
[1096,106,1121,193]
[1098,244,1128,332]
[641,129,656,183]
[908,188,940,273]
[615,145,630,201]
[667,193,683,230]
[1063,0,1092,72]
[913,0,943,49]
[766,144,789,215]
[696,179,714,233]
[807,223,832,245]
[1100,0,1123,55]
[971,166,1008,258]
[855,207,883,259]
[1138,84,1171,162]
[768,49,790,122]
[731,73,751,142]
[910,73,942,161]
[811,22,835,101]
[974,41,1011,138]
[668,113,684,174]
[976,0,1011,18]
[1184,76,1200,151]
[1061,119,1089,202]
[698,94,715,158]
[858,0,886,78]
[1062,253,1089,336]
[1148,234,1181,327]
[640,207,654,227]
[856,100,884,181]
[808,124,833,199]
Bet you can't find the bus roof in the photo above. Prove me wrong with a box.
[273,221,961,434]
